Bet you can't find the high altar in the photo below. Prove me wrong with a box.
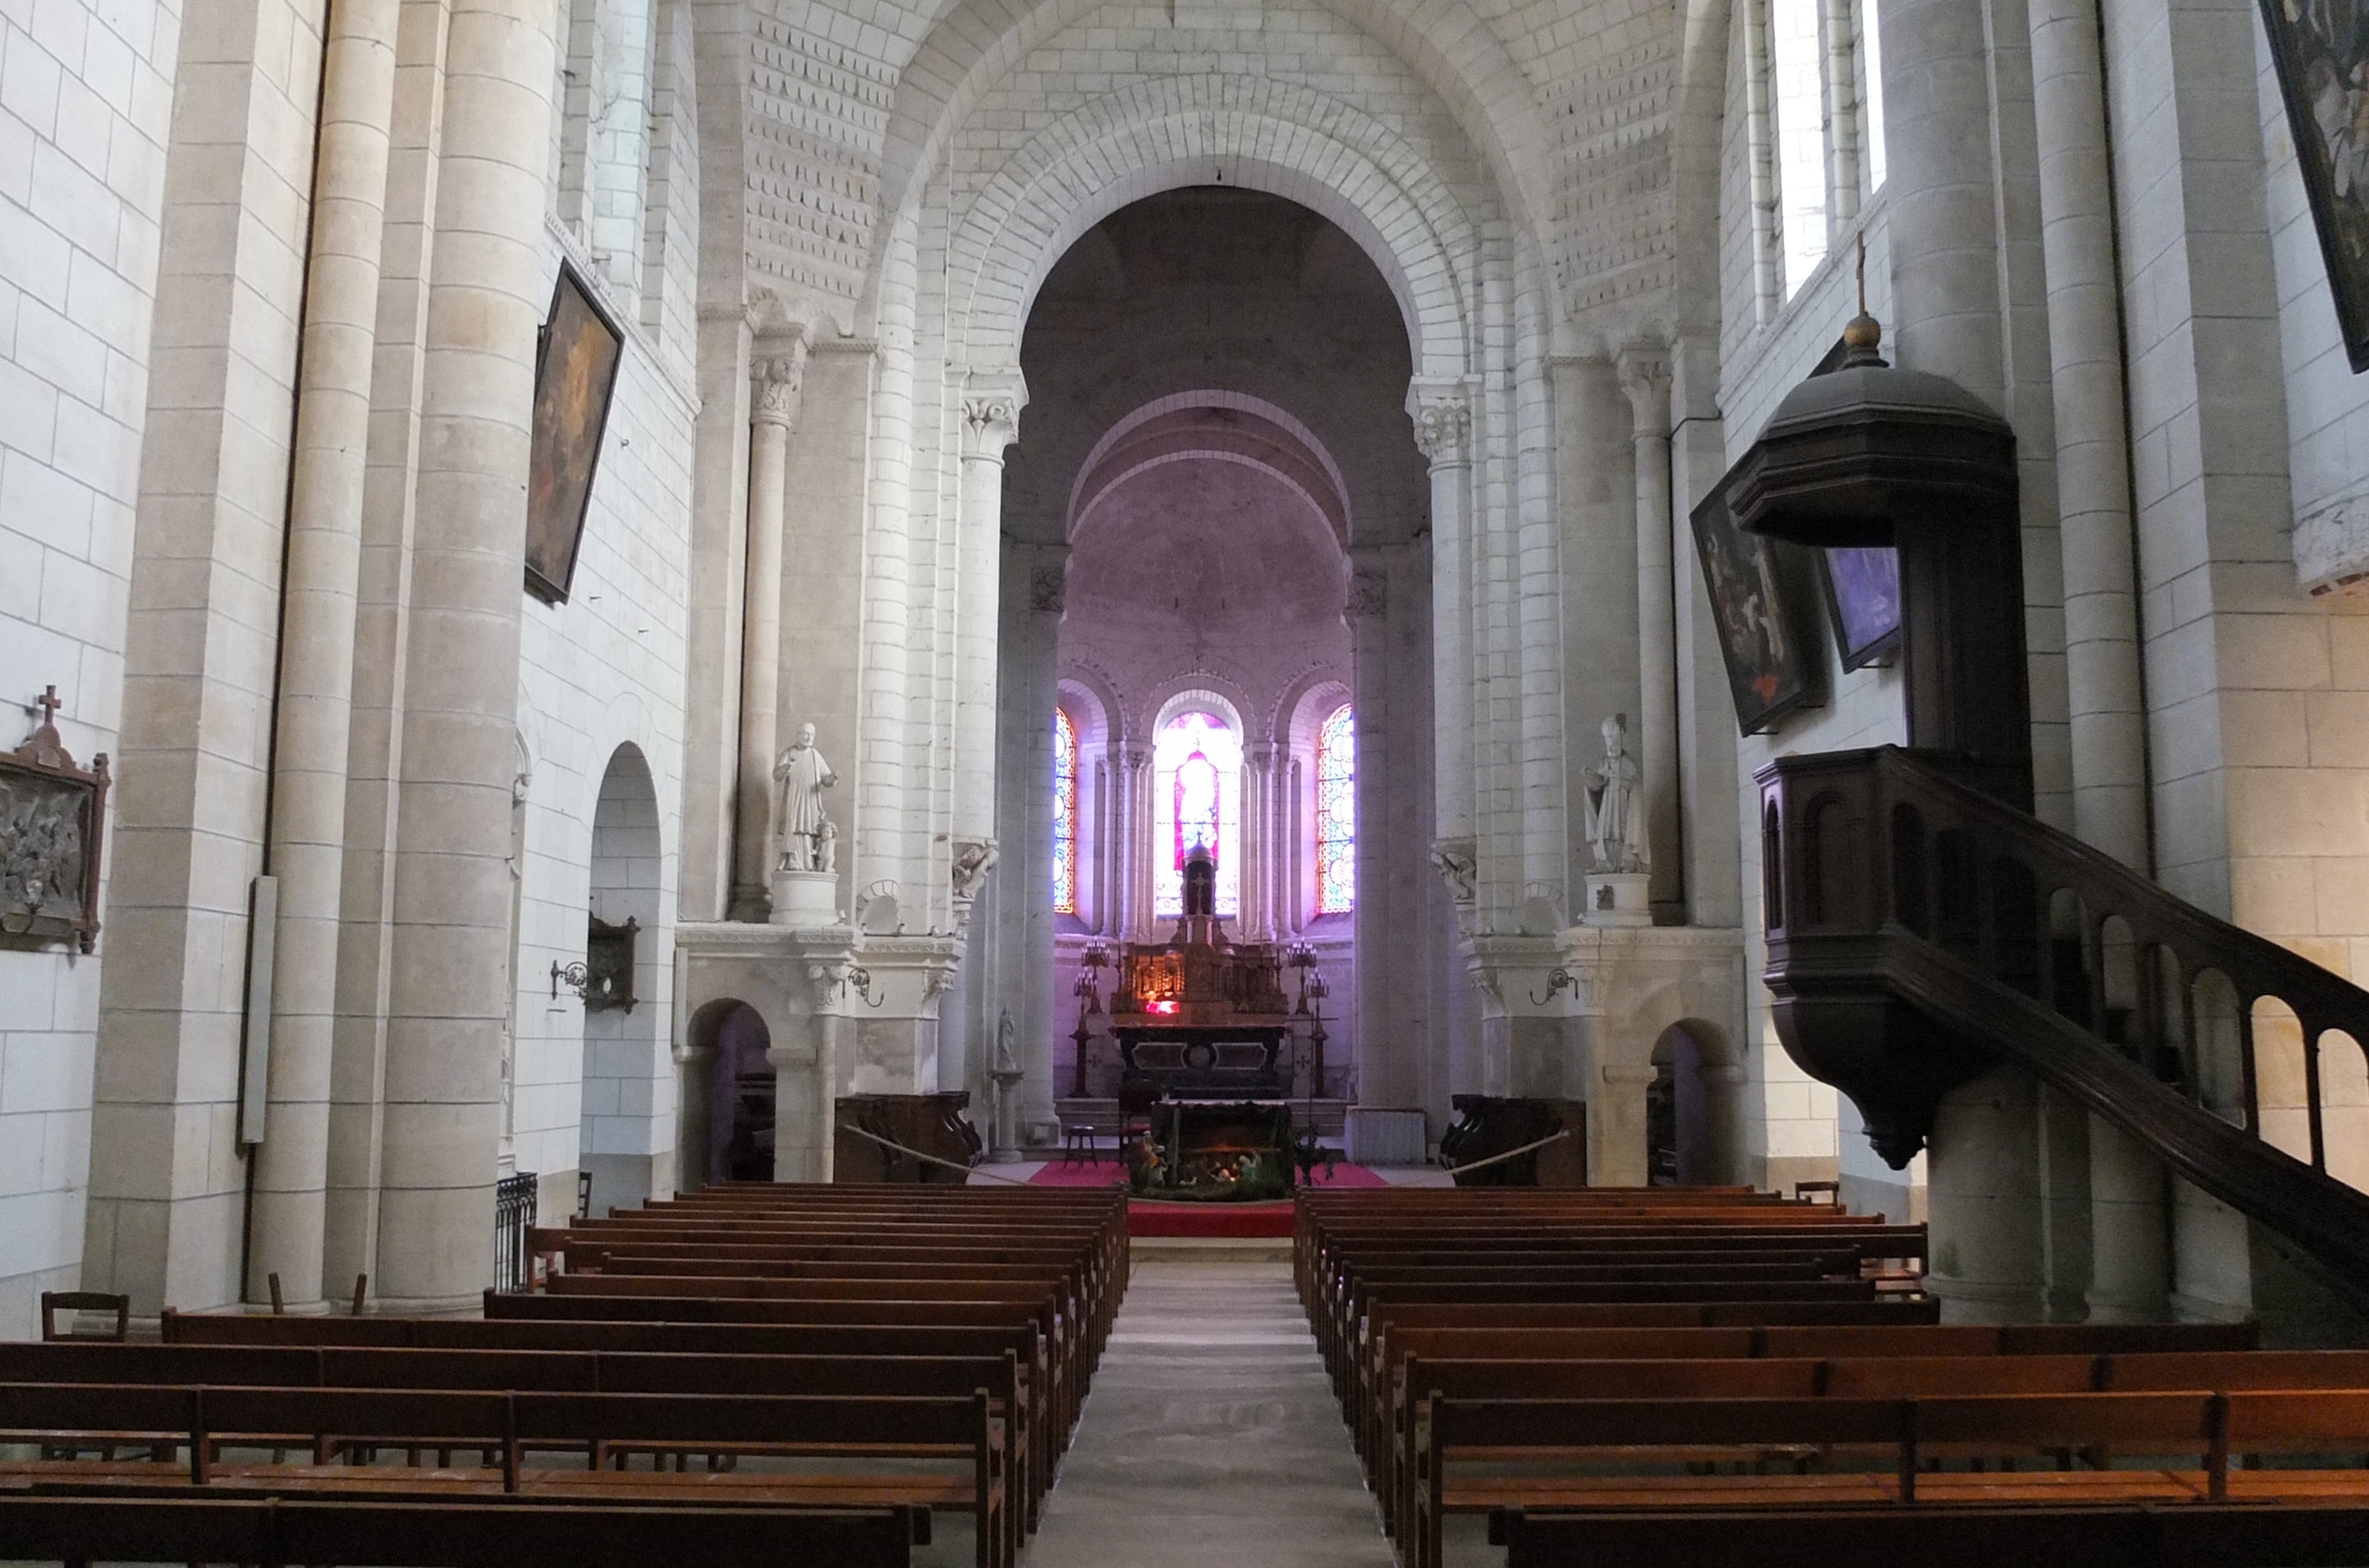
[1087,845,1323,1101]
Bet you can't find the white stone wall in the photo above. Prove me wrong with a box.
[510,227,697,1213]
[0,0,180,1338]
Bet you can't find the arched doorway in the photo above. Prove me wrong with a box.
[702,1002,775,1184]
[1648,1020,1744,1185]
[579,744,663,1213]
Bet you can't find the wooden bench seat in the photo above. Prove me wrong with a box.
[1412,1389,2369,1568]
[0,1492,919,1568]
[0,1381,1008,1568]
[1497,1500,2369,1568]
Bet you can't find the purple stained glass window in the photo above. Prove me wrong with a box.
[1052,709,1078,914]
[1316,704,1354,914]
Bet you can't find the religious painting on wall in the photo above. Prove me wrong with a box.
[1,689,109,953]
[2260,0,2369,370]
[523,262,625,603]
[1689,474,1824,734]
[1820,545,1903,669]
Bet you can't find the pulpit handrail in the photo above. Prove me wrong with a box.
[1758,744,2369,1296]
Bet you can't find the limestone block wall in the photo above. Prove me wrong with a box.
[0,0,181,1339]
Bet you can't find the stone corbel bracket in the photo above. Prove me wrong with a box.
[1465,933,1577,1021]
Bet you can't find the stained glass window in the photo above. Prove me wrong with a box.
[1052,709,1078,914]
[1316,703,1354,914]
[1153,710,1239,916]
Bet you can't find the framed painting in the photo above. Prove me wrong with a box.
[524,262,625,604]
[2259,0,2369,371]
[1689,470,1825,734]
[1820,545,1903,669]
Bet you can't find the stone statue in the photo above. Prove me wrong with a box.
[1429,840,1476,903]
[951,839,999,898]
[771,723,837,872]
[1582,712,1646,873]
[994,1008,1019,1075]
[815,818,837,875]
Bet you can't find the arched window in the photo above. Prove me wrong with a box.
[1052,709,1079,914]
[1153,710,1240,916]
[1316,704,1355,914]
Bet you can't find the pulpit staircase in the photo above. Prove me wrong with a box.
[1758,745,2369,1306]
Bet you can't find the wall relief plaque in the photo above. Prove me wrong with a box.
[2,688,109,952]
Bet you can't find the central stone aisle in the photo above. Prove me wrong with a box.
[1020,1244,1396,1567]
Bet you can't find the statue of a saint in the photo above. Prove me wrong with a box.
[772,723,837,872]
[1582,712,1646,873]
[951,840,999,899]
[994,1008,1020,1075]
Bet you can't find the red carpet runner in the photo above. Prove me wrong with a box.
[1026,1158,1388,1237]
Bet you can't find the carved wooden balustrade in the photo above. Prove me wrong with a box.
[1757,744,2369,1294]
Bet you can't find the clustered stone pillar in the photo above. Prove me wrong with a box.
[1123,747,1153,940]
[1619,343,1679,919]
[2026,0,2169,1322]
[1883,0,2045,1323]
[376,0,556,1313]
[249,0,405,1314]
[730,336,808,920]
[1243,743,1276,939]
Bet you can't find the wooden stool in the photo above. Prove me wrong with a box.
[1062,1122,1101,1165]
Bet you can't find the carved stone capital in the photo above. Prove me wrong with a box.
[962,370,1027,462]
[1429,836,1478,906]
[1407,380,1473,469]
[1029,561,1067,614]
[1616,342,1672,435]
[1348,570,1388,618]
[751,336,810,430]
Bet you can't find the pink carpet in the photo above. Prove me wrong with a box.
[1027,1157,1385,1236]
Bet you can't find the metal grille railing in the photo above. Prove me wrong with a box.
[493,1171,538,1293]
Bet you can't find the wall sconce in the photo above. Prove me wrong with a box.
[849,965,884,1009]
[1529,966,1578,1006]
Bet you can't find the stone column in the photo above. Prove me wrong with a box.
[1349,554,1393,1101]
[1618,344,1681,921]
[375,0,556,1313]
[955,372,1026,853]
[2026,0,2170,1321]
[1882,0,2042,1322]
[729,338,806,920]
[250,0,404,1314]
[1411,383,1476,861]
[776,961,848,1183]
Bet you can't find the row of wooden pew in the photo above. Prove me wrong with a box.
[1295,1185,2369,1568]
[0,1183,1127,1567]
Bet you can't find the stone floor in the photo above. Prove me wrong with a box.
[1018,1249,1399,1568]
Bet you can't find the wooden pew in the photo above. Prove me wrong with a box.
[1412,1388,2369,1568]
[1498,1501,2369,1568]
[0,1382,1006,1568]
[0,1494,917,1568]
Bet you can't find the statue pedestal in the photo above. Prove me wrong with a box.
[1582,871,1652,927]
[770,868,839,926]
[988,1067,1026,1160]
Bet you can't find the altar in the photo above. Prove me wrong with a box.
[1096,843,1314,1100]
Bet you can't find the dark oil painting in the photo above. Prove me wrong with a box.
[1821,545,1902,670]
[524,263,624,603]
[1689,472,1823,734]
[2260,0,2369,370]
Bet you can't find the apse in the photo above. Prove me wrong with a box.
[976,186,1449,1142]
